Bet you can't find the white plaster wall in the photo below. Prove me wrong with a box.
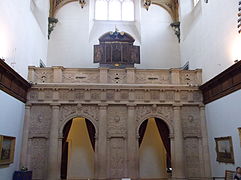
[179,0,241,82]
[205,90,241,177]
[47,1,180,69]
[138,5,180,69]
[0,1,48,179]
[67,118,94,179]
[139,118,168,178]
[0,92,25,180]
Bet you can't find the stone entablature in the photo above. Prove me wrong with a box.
[21,67,211,180]
[28,66,202,85]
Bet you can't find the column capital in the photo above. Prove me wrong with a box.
[199,104,205,109]
[127,103,136,108]
[173,103,182,110]
[51,103,61,109]
[98,103,108,109]
[25,103,32,108]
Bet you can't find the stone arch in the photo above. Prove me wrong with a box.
[59,113,98,137]
[137,114,174,136]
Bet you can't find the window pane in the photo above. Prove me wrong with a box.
[95,0,108,20]
[122,0,134,21]
[109,0,121,20]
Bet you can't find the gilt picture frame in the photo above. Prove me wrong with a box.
[215,136,234,164]
[0,135,16,165]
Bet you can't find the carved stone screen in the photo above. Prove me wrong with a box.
[94,30,140,68]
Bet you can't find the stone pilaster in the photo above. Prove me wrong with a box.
[199,105,211,179]
[99,68,108,83]
[53,66,63,83]
[126,68,135,84]
[127,104,137,178]
[172,104,185,180]
[97,104,108,179]
[170,69,180,84]
[20,104,31,168]
[47,104,60,180]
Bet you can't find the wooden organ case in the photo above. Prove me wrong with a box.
[94,30,140,68]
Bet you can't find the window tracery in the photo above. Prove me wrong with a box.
[95,0,134,21]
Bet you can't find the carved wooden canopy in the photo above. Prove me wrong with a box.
[49,0,179,22]
[93,30,140,68]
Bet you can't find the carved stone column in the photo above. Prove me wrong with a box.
[20,104,31,168]
[97,104,107,179]
[47,104,60,180]
[127,104,137,178]
[172,104,185,180]
[199,105,211,179]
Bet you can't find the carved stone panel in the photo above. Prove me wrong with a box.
[109,138,125,178]
[135,71,170,84]
[107,70,127,84]
[29,106,51,137]
[34,69,53,83]
[181,106,201,137]
[30,138,48,180]
[62,70,99,83]
[184,138,200,178]
[107,106,127,137]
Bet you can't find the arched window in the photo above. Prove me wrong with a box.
[95,0,134,21]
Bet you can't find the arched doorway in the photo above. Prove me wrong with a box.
[61,117,96,180]
[138,117,171,179]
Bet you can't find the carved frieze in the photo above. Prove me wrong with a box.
[29,106,51,137]
[30,138,48,180]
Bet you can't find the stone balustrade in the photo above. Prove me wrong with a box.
[28,66,202,85]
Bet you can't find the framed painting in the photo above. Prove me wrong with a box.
[0,135,16,165]
[215,136,234,164]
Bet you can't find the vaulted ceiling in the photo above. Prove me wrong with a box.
[49,0,179,22]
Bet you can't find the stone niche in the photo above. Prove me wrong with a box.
[21,67,211,180]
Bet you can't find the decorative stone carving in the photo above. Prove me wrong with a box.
[180,91,189,101]
[62,70,99,83]
[184,138,200,177]
[120,90,129,100]
[136,105,172,124]
[110,138,125,178]
[181,106,201,137]
[91,90,100,100]
[30,138,48,180]
[165,91,174,101]
[60,105,99,122]
[34,69,53,83]
[180,72,197,85]
[135,71,170,84]
[107,106,127,138]
[106,90,115,100]
[107,70,127,84]
[29,106,51,137]
[28,90,38,101]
